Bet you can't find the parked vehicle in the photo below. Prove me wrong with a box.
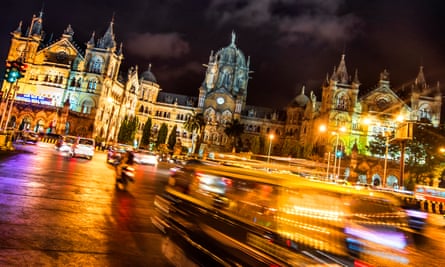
[134,150,158,166]
[19,130,39,144]
[58,136,95,160]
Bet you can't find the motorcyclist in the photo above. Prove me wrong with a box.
[116,150,135,182]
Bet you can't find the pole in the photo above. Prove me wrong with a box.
[0,82,14,130]
[5,88,17,130]
[326,151,331,180]
[332,134,339,180]
[267,137,272,165]
[400,140,406,189]
[383,134,389,187]
[337,146,342,179]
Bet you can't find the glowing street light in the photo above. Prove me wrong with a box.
[334,126,347,180]
[267,134,274,165]
[319,124,330,180]
[382,131,391,187]
[105,97,114,143]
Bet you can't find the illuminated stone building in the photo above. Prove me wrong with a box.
[0,11,441,159]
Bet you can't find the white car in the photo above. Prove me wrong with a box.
[134,150,158,166]
[59,136,95,160]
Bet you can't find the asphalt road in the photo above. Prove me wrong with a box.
[1,142,445,266]
[0,142,190,267]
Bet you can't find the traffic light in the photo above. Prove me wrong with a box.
[336,150,343,158]
[4,60,24,83]
[18,61,28,78]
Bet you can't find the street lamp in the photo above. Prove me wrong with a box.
[383,131,391,187]
[105,97,113,144]
[332,132,339,180]
[267,133,274,165]
[334,126,346,180]
[319,124,330,180]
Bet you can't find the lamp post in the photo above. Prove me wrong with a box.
[319,124,330,180]
[267,134,274,165]
[332,132,339,180]
[383,132,390,187]
[105,97,113,144]
[334,126,346,180]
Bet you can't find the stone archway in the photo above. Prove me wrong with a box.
[372,174,381,186]
[386,175,399,188]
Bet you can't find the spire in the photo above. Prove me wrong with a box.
[14,21,23,34]
[330,66,337,81]
[415,66,426,89]
[62,24,74,40]
[336,54,349,83]
[353,69,360,85]
[117,42,123,55]
[300,85,305,95]
[87,31,95,46]
[28,12,44,37]
[379,69,390,81]
[98,16,116,49]
[230,30,236,47]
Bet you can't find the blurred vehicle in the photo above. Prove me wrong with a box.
[134,150,158,166]
[157,153,174,163]
[20,130,39,144]
[107,144,134,164]
[154,164,413,267]
[59,136,95,160]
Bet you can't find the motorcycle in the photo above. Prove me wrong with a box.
[113,160,136,191]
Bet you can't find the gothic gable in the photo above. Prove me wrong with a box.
[35,39,84,66]
[360,87,409,114]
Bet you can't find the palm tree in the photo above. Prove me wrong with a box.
[224,119,244,153]
[183,111,206,155]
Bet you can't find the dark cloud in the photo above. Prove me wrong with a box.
[125,32,190,59]
[206,0,361,46]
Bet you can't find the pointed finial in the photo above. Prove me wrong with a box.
[14,21,23,33]
[231,30,236,46]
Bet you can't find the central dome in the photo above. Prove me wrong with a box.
[141,64,157,83]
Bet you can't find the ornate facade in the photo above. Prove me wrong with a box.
[0,11,442,162]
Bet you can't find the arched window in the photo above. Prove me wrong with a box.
[89,56,103,73]
[81,99,94,114]
[419,104,432,122]
[336,93,350,111]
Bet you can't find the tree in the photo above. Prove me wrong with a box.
[140,117,152,149]
[224,119,244,152]
[404,123,445,187]
[117,115,138,145]
[167,125,178,150]
[156,123,168,148]
[183,111,206,155]
[366,133,398,158]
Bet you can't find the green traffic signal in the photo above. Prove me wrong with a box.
[4,60,25,83]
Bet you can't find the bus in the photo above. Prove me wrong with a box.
[153,163,412,266]
[414,184,445,203]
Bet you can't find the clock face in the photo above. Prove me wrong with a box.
[216,97,225,105]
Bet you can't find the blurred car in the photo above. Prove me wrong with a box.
[20,130,39,144]
[59,136,95,160]
[134,150,158,166]
[107,144,134,164]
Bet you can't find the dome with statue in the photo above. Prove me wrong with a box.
[140,64,157,83]
[289,86,310,107]
[214,31,247,67]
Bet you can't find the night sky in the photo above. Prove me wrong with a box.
[2,0,445,109]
